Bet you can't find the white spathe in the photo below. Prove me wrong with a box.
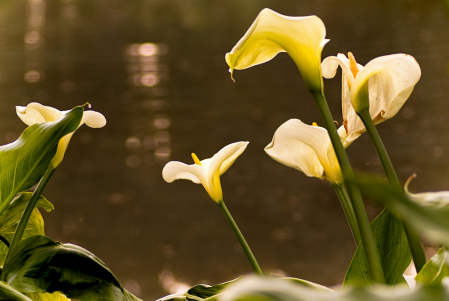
[162,142,248,202]
[405,174,449,209]
[226,8,328,92]
[322,53,421,146]
[264,119,344,185]
[16,102,106,167]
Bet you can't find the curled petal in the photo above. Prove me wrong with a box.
[226,8,328,91]
[16,103,63,125]
[16,103,106,168]
[405,175,449,209]
[207,142,249,201]
[351,54,421,118]
[162,161,207,185]
[265,119,342,184]
[82,111,107,128]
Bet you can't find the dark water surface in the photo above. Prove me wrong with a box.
[0,0,449,299]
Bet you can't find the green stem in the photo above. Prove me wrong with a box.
[358,109,426,273]
[311,90,385,283]
[2,165,55,277]
[217,199,263,275]
[332,184,361,246]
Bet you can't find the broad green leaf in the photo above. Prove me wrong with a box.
[344,208,411,286]
[0,281,32,301]
[3,235,141,301]
[218,276,449,301]
[0,107,83,216]
[354,175,449,247]
[156,278,241,301]
[416,247,449,286]
[0,192,53,265]
[25,291,70,301]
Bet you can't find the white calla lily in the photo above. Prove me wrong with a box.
[322,53,421,146]
[225,8,328,92]
[405,174,449,209]
[162,142,248,203]
[16,102,106,168]
[264,119,344,185]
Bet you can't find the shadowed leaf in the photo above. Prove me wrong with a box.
[3,236,141,301]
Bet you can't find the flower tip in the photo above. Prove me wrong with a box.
[16,106,27,114]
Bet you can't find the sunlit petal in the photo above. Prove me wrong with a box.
[265,119,342,184]
[16,103,106,167]
[226,8,328,91]
[351,54,421,119]
[162,142,248,202]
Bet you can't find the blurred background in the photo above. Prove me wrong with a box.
[0,0,448,299]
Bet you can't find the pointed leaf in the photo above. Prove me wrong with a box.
[344,208,411,286]
[354,175,449,247]
[0,281,32,301]
[283,277,334,293]
[156,278,241,301]
[0,107,83,216]
[416,247,449,286]
[3,235,141,301]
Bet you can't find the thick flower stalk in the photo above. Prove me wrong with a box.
[16,102,106,168]
[162,142,262,275]
[225,8,328,92]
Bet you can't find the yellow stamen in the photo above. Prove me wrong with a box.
[191,153,202,166]
[312,122,318,126]
[348,52,359,78]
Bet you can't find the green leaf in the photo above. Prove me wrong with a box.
[282,278,333,293]
[219,276,449,301]
[354,175,449,247]
[3,235,141,301]
[25,291,70,301]
[416,247,449,286]
[0,281,32,301]
[344,208,411,286]
[0,107,83,216]
[0,192,53,265]
[156,278,241,301]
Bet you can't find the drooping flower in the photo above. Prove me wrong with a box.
[162,142,248,202]
[16,102,106,168]
[225,8,328,92]
[322,53,421,146]
[264,119,344,185]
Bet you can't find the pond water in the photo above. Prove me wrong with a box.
[0,0,449,299]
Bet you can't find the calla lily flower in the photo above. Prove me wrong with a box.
[225,8,328,92]
[162,142,248,203]
[264,119,344,185]
[16,102,106,168]
[322,53,421,146]
[405,174,449,209]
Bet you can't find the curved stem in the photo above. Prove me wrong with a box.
[332,184,361,246]
[358,109,426,273]
[2,165,55,278]
[311,90,385,283]
[217,199,263,275]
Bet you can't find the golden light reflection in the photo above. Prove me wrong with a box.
[24,0,45,83]
[158,270,190,294]
[124,42,172,165]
